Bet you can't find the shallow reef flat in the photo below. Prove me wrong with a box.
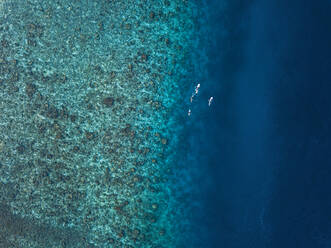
[0,0,209,247]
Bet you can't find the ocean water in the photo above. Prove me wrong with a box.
[201,0,331,247]
[1,0,331,247]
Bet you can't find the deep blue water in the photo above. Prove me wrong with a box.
[196,0,331,247]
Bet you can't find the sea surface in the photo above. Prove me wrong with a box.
[202,0,331,247]
[1,0,331,247]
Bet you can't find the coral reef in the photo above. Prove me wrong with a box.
[0,0,210,247]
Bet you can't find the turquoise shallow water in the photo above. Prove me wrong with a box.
[0,0,212,247]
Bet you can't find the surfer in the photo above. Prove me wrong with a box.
[195,83,200,95]
[208,96,213,106]
[187,83,201,117]
[190,83,200,103]
[190,94,194,103]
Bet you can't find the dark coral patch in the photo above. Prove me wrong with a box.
[45,105,59,119]
[25,83,37,98]
[85,131,95,140]
[102,97,114,107]
[16,144,26,154]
